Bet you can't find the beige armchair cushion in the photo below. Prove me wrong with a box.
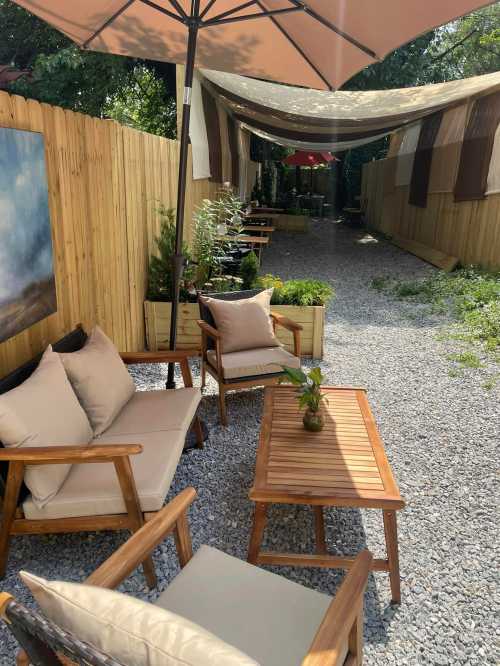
[22,388,201,520]
[200,289,279,353]
[157,545,333,666]
[207,346,300,380]
[59,326,135,436]
[0,346,92,508]
[21,571,258,666]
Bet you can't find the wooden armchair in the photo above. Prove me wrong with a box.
[0,327,203,582]
[197,290,303,425]
[3,488,373,666]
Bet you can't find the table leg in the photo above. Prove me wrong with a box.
[314,506,327,554]
[383,509,401,604]
[247,503,268,564]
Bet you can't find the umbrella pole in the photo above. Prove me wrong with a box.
[167,9,200,389]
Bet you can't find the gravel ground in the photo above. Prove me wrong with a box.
[1,220,498,664]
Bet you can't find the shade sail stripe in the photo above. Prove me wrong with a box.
[409,111,443,208]
[454,91,500,201]
[201,84,223,182]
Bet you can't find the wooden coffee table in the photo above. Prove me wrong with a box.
[248,386,405,603]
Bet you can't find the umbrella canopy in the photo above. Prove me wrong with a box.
[283,151,336,166]
[12,0,496,388]
[13,1,496,92]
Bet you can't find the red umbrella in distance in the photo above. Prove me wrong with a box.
[282,151,337,166]
[283,151,338,190]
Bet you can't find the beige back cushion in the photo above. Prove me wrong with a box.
[21,572,259,666]
[60,326,135,436]
[0,347,93,508]
[201,289,279,354]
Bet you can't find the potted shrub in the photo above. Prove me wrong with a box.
[281,366,328,432]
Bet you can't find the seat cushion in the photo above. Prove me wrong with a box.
[0,346,92,508]
[200,289,279,354]
[207,347,301,380]
[59,326,136,436]
[22,388,201,520]
[156,545,332,666]
[21,571,258,666]
[105,388,201,436]
[22,429,184,519]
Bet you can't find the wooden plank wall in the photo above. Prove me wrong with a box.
[362,160,500,270]
[0,90,218,377]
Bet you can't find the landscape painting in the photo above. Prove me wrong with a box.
[0,127,56,343]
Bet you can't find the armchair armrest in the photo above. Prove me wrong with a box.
[302,550,373,666]
[0,444,142,465]
[270,312,303,332]
[196,320,220,340]
[270,312,302,358]
[120,351,196,388]
[86,487,197,590]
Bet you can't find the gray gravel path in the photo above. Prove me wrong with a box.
[1,220,498,665]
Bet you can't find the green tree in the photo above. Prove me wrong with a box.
[0,0,176,137]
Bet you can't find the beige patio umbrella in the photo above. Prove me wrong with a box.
[13,0,495,386]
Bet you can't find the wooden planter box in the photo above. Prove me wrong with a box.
[275,214,310,232]
[144,301,325,359]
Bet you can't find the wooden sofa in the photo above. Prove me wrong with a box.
[0,326,203,584]
[3,488,373,666]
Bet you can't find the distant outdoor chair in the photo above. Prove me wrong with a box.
[2,488,373,666]
[197,289,303,425]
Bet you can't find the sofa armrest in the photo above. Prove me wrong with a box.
[86,487,197,590]
[120,351,197,364]
[0,444,142,465]
[120,351,196,388]
[302,550,373,666]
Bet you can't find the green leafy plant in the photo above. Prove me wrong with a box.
[239,251,260,290]
[371,266,500,367]
[278,279,334,306]
[280,366,328,413]
[192,188,244,287]
[147,205,193,302]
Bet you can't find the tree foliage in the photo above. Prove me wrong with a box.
[0,0,176,137]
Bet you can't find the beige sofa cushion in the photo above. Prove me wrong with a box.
[21,571,258,666]
[200,289,279,353]
[22,388,201,520]
[0,346,92,508]
[207,346,300,380]
[157,545,333,666]
[59,326,135,436]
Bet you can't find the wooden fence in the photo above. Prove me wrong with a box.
[0,91,218,377]
[362,159,500,270]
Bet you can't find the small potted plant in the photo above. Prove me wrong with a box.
[281,366,328,432]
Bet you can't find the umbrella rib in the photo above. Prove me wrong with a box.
[167,0,188,19]
[138,0,186,23]
[82,0,136,48]
[204,0,259,23]
[199,0,219,19]
[202,5,302,26]
[287,0,378,60]
[255,0,332,91]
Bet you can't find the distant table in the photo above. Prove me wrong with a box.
[219,234,269,262]
[243,212,279,220]
[248,385,405,603]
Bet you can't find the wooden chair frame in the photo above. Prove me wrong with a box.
[198,312,302,426]
[0,351,203,585]
[4,487,373,666]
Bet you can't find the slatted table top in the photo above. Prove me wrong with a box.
[241,225,275,233]
[250,386,405,510]
[219,235,269,244]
